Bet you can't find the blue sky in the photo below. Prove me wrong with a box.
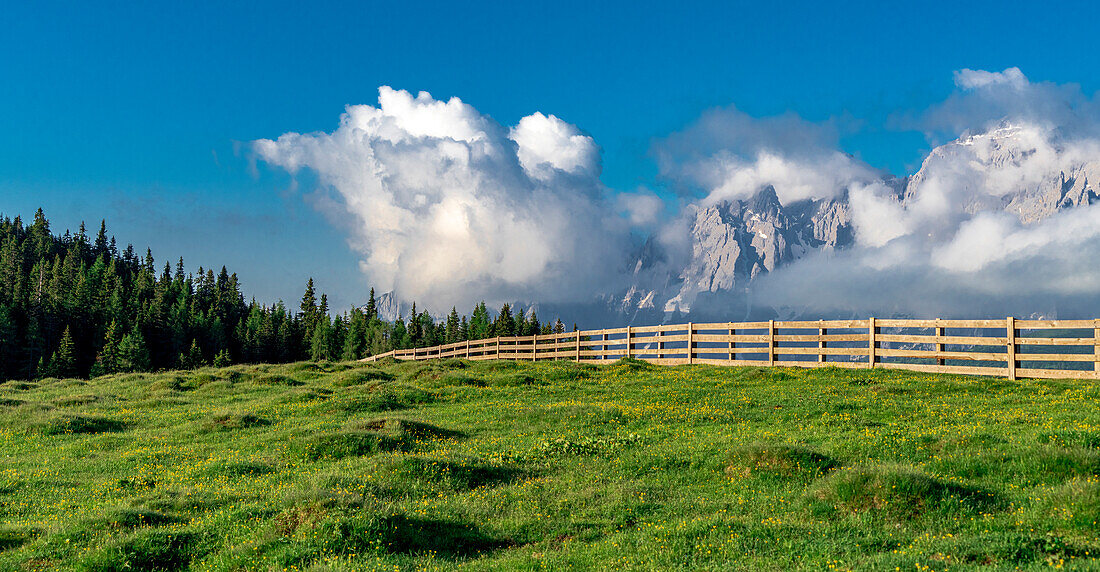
[3,0,1099,311]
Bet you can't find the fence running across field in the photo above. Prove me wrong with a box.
[362,318,1100,381]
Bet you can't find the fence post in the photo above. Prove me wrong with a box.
[575,331,581,362]
[626,326,632,359]
[768,320,776,367]
[1094,319,1100,378]
[868,317,876,369]
[818,320,826,363]
[495,337,500,360]
[728,322,735,363]
[1006,316,1017,380]
[465,340,470,359]
[531,335,537,362]
[936,320,945,366]
[687,322,694,365]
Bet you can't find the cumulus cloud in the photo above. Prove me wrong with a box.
[254,87,631,312]
[654,106,881,205]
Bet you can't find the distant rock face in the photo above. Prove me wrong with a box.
[618,125,1098,320]
[653,185,862,314]
[373,291,403,322]
[903,125,1099,223]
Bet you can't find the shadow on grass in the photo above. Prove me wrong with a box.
[39,414,127,435]
[369,515,511,557]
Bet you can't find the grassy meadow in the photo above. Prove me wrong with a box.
[1,358,1100,570]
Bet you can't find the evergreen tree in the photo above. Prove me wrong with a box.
[365,287,377,320]
[179,339,204,369]
[527,311,541,336]
[90,320,121,377]
[310,315,334,361]
[470,302,491,339]
[555,319,565,334]
[493,303,515,336]
[445,307,460,343]
[342,308,367,360]
[49,325,77,378]
[118,326,151,372]
[516,308,527,337]
[300,278,318,337]
[213,349,231,367]
[459,315,469,342]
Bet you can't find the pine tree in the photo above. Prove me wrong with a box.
[527,311,540,336]
[470,302,491,340]
[213,349,231,367]
[554,319,565,334]
[310,315,334,361]
[300,278,318,337]
[90,320,121,377]
[341,308,367,360]
[118,326,151,372]
[445,307,460,343]
[459,315,469,342]
[392,315,408,350]
[365,287,377,320]
[179,339,204,369]
[494,303,515,336]
[49,325,77,378]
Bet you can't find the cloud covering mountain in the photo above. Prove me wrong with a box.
[256,68,1100,321]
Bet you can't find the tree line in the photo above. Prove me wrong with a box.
[0,209,573,381]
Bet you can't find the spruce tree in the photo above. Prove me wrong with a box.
[445,307,460,343]
[310,316,334,361]
[494,303,515,336]
[91,320,121,377]
[365,287,377,320]
[118,326,151,372]
[50,325,77,378]
[459,315,469,341]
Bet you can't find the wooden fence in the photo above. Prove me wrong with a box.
[361,318,1100,381]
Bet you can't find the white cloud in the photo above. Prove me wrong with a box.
[254,87,629,312]
[953,67,1028,90]
[616,189,665,228]
[655,106,880,205]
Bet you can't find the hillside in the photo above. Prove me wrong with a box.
[2,360,1099,570]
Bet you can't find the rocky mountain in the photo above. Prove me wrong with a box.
[617,124,1100,322]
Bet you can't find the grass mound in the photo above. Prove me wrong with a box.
[351,417,465,440]
[203,461,276,478]
[329,368,393,387]
[91,508,182,529]
[726,444,840,480]
[807,464,1000,519]
[330,384,434,413]
[79,529,204,572]
[0,528,32,552]
[298,430,407,460]
[0,398,24,407]
[366,515,511,556]
[489,372,542,387]
[199,412,271,432]
[610,357,657,372]
[53,394,99,406]
[252,374,303,387]
[377,456,521,491]
[39,414,126,435]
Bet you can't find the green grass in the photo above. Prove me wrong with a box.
[1,359,1100,570]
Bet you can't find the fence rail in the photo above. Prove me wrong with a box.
[361,318,1100,380]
